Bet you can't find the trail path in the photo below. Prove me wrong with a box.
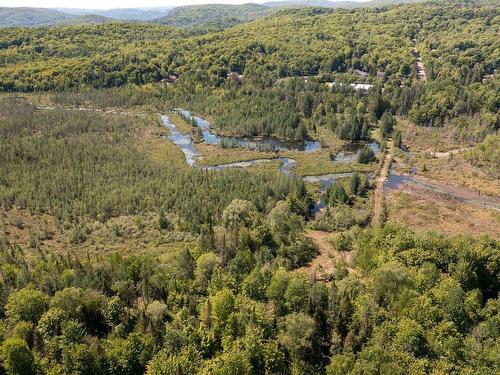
[414,39,427,81]
[305,230,335,275]
[372,141,393,227]
[430,147,472,158]
[300,230,354,281]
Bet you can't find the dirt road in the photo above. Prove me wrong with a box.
[372,142,393,227]
[431,147,472,158]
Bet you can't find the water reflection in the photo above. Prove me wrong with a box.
[161,115,200,166]
[174,109,321,152]
[333,141,380,163]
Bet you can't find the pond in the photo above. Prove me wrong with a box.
[333,141,380,163]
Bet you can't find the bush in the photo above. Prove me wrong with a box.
[69,225,89,245]
[327,182,350,206]
[158,211,171,230]
[331,232,352,252]
[393,129,402,149]
[358,146,375,164]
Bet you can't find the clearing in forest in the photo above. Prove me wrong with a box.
[300,230,354,281]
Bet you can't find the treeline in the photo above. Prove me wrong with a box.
[1,1,496,85]
[49,70,497,145]
[0,220,498,374]
[0,1,498,139]
[0,98,308,231]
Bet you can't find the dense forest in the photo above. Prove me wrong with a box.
[0,0,498,140]
[0,98,307,231]
[1,218,498,374]
[0,0,499,374]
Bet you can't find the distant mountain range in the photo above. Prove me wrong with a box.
[56,7,173,21]
[0,7,115,27]
[0,0,423,28]
[155,4,271,28]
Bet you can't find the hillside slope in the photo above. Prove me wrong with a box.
[0,7,113,27]
[0,7,77,26]
[0,1,424,28]
[57,7,173,21]
[155,4,273,28]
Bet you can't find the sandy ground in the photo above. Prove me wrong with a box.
[387,173,500,211]
[299,230,354,281]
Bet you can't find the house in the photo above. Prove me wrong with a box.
[324,81,374,91]
[353,69,369,78]
[227,72,243,82]
[350,83,374,91]
[161,74,178,84]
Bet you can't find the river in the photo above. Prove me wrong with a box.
[173,109,321,152]
[37,104,377,213]
[161,112,373,212]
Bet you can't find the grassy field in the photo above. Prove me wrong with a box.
[392,142,499,197]
[398,118,473,153]
[283,148,378,176]
[1,206,195,260]
[136,114,188,166]
[393,118,499,196]
[386,190,500,239]
[419,155,500,197]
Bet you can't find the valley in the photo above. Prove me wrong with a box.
[0,1,498,374]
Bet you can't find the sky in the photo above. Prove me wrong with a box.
[2,0,366,9]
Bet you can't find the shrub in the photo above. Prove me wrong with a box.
[358,146,375,164]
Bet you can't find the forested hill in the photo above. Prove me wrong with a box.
[57,7,173,21]
[0,0,425,28]
[263,0,423,9]
[0,0,497,137]
[2,0,498,89]
[155,4,273,28]
[0,7,114,27]
[154,0,425,27]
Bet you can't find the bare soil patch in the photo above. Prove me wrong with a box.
[299,230,354,281]
[372,142,392,227]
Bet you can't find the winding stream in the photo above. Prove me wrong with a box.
[161,112,354,181]
[36,104,376,213]
[174,109,321,152]
[35,104,500,213]
[161,113,362,212]
[163,110,500,212]
[161,114,200,166]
